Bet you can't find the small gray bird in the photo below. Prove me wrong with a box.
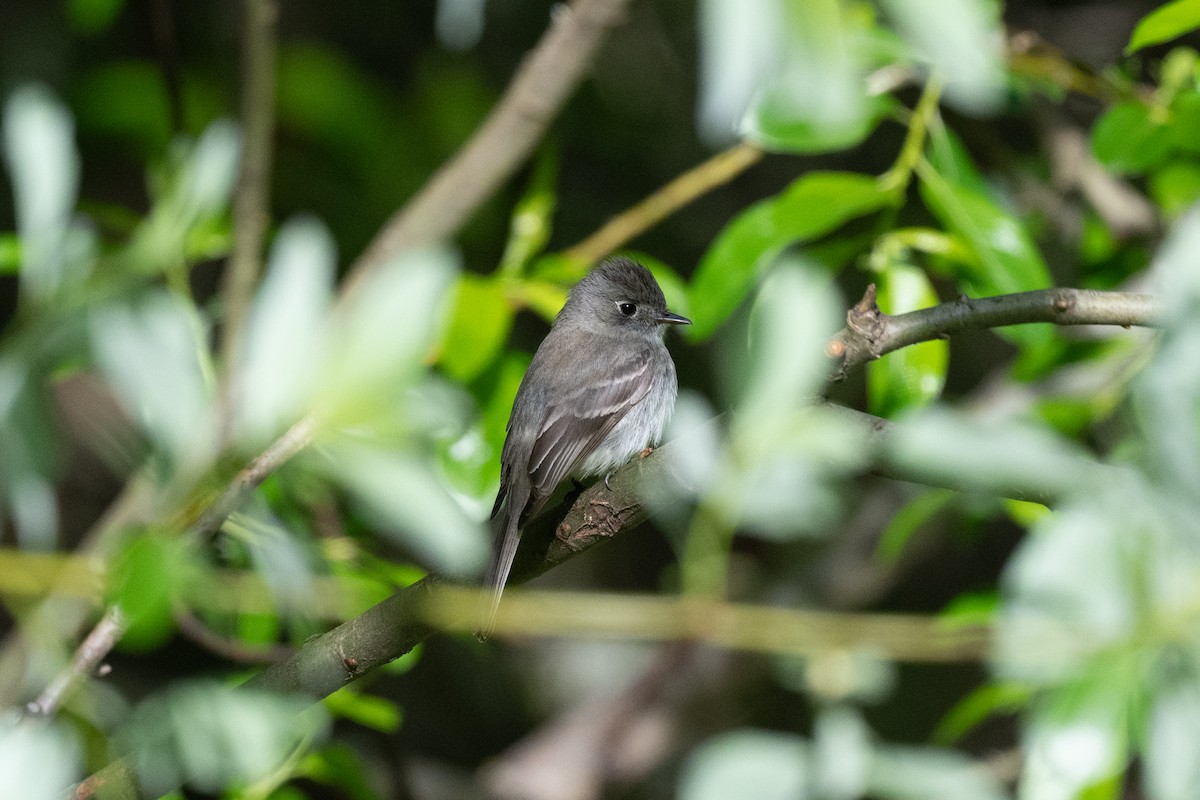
[479,257,690,637]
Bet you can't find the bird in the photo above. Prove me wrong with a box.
[478,256,690,638]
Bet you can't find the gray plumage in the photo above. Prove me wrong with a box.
[479,257,690,638]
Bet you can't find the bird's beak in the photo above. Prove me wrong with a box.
[658,311,691,326]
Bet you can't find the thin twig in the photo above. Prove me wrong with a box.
[563,142,764,267]
[339,0,632,301]
[173,605,292,664]
[24,606,124,718]
[189,413,318,537]
[219,0,280,439]
[827,285,1162,379]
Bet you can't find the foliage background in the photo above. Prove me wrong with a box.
[1,0,1198,798]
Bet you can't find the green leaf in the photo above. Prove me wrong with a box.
[1127,0,1200,54]
[439,274,513,383]
[323,687,402,733]
[498,144,557,276]
[109,533,186,651]
[917,161,1060,372]
[877,488,955,561]
[68,0,126,35]
[743,93,889,154]
[918,165,1052,295]
[689,171,890,340]
[0,234,21,274]
[72,62,174,155]
[934,682,1031,744]
[1169,91,1200,154]
[867,262,948,416]
[1091,102,1172,175]
[1150,160,1200,217]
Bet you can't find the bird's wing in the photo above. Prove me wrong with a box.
[526,346,655,502]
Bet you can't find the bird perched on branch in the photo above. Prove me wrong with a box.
[479,256,690,638]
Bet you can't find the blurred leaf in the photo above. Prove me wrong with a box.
[68,0,126,35]
[722,259,867,538]
[878,0,1006,114]
[298,744,384,800]
[325,444,485,577]
[0,234,19,273]
[440,274,513,383]
[498,143,557,276]
[696,0,787,145]
[1127,0,1200,54]
[235,216,335,447]
[1091,102,1172,175]
[509,277,568,323]
[739,0,875,154]
[124,680,328,797]
[1004,498,1050,527]
[679,729,808,800]
[125,120,240,275]
[740,261,841,421]
[886,407,1096,504]
[1137,205,1200,490]
[867,262,948,416]
[1150,160,1200,217]
[225,500,319,619]
[869,745,1007,800]
[934,682,1030,744]
[1168,91,1200,154]
[689,171,890,340]
[0,713,81,800]
[812,706,871,800]
[745,93,891,153]
[1144,680,1200,800]
[1019,715,1124,800]
[90,292,215,468]
[876,488,954,562]
[3,84,82,303]
[0,356,63,548]
[72,62,173,154]
[323,687,401,733]
[109,533,187,651]
[317,248,457,425]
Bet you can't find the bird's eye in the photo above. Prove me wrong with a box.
[617,301,637,317]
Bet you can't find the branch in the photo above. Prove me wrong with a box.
[23,606,123,718]
[219,0,279,380]
[173,605,292,665]
[425,587,988,662]
[827,285,1162,379]
[188,414,317,537]
[339,0,632,301]
[563,141,764,266]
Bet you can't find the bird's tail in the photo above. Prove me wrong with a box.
[476,506,522,641]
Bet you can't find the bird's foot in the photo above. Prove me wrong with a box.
[639,446,654,459]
